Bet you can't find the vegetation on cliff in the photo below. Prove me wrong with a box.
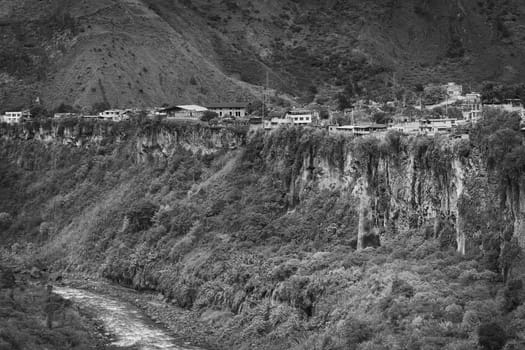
[1,120,525,349]
[0,263,105,350]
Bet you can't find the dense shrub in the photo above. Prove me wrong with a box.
[125,200,159,232]
[391,278,415,298]
[478,322,507,350]
[0,213,13,230]
[501,279,524,312]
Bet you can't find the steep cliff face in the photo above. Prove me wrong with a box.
[0,120,520,255]
[259,127,523,254]
[0,120,246,159]
[2,121,524,349]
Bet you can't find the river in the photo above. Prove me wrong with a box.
[55,287,201,350]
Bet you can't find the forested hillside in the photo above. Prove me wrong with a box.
[1,116,525,349]
[2,0,525,109]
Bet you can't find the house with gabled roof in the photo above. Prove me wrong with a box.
[160,105,208,120]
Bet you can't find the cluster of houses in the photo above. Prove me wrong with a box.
[0,103,250,125]
[2,82,525,138]
[261,82,525,136]
[158,103,247,120]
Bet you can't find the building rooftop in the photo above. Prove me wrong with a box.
[287,109,313,115]
[205,103,247,109]
[161,105,208,112]
[336,124,388,129]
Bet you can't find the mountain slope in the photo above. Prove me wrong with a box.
[1,0,525,110]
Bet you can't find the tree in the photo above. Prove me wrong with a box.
[29,105,51,119]
[0,212,13,230]
[372,111,392,124]
[499,238,522,283]
[55,103,77,113]
[91,101,110,114]
[447,107,463,119]
[502,279,523,312]
[423,85,447,105]
[247,100,268,117]
[319,109,330,120]
[125,200,159,232]
[0,267,16,299]
[200,111,218,122]
[478,322,507,350]
[337,92,352,111]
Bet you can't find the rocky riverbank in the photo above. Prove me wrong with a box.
[61,274,222,350]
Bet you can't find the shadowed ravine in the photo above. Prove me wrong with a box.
[55,287,200,350]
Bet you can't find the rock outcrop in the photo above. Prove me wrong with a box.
[258,128,524,254]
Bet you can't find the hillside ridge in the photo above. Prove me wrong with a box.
[1,1,525,112]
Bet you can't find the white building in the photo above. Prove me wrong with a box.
[389,122,421,134]
[329,124,388,136]
[444,82,463,98]
[285,109,314,125]
[1,110,31,124]
[419,118,463,134]
[461,93,482,121]
[205,103,247,118]
[263,108,317,130]
[263,117,292,130]
[162,105,208,121]
[98,110,129,121]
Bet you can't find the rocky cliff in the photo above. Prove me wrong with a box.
[0,119,247,160]
[1,119,525,349]
[253,126,525,265]
[1,118,521,255]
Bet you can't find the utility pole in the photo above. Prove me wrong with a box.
[392,72,397,103]
[445,94,449,118]
[262,70,269,119]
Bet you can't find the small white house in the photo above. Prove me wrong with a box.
[1,110,31,124]
[205,103,247,118]
[285,109,314,125]
[389,122,421,134]
[98,110,129,121]
[329,124,388,136]
[263,117,292,130]
[419,118,460,133]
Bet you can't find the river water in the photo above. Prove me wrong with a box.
[55,287,199,350]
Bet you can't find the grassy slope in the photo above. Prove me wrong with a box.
[2,0,525,109]
[1,121,525,349]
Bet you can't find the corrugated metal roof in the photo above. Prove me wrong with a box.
[160,105,208,112]
[177,105,208,112]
